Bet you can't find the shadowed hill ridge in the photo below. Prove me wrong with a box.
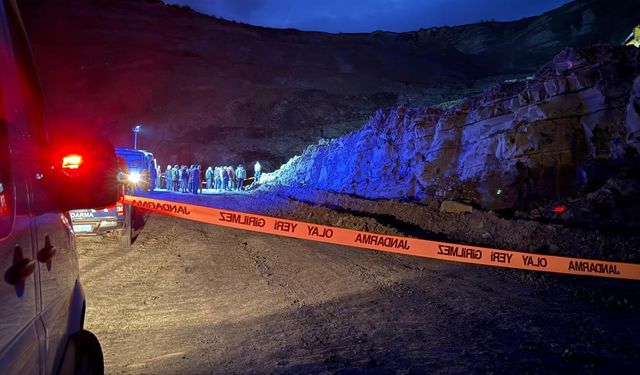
[20,0,640,168]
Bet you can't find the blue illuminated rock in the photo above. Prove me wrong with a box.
[267,46,640,210]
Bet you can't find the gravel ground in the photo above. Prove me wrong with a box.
[76,191,640,374]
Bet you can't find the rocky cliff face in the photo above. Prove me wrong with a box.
[433,0,640,72]
[266,46,640,212]
[19,0,639,169]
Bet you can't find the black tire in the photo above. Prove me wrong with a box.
[58,330,104,375]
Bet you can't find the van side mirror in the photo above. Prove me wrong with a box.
[46,138,121,211]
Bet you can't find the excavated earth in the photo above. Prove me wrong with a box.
[72,46,640,372]
[72,43,640,374]
[76,190,640,374]
[265,45,640,223]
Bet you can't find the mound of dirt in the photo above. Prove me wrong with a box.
[265,46,640,214]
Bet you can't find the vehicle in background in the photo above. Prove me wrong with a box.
[70,203,125,233]
[69,200,133,248]
[115,147,154,193]
[70,157,134,248]
[69,148,155,248]
[1,1,121,374]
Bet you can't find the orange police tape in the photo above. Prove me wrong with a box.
[123,195,640,281]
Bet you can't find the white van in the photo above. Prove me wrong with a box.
[0,0,120,373]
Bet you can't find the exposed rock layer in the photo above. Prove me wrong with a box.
[267,46,640,210]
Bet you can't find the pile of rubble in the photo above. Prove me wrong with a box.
[265,46,640,223]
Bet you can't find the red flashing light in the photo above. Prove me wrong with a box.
[62,154,84,170]
[552,204,568,215]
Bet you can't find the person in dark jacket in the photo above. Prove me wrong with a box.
[226,166,235,191]
[195,165,202,194]
[183,165,190,193]
[149,158,157,192]
[221,165,229,191]
[180,165,188,193]
[155,164,162,190]
[172,165,180,192]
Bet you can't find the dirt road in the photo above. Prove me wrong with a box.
[76,206,639,374]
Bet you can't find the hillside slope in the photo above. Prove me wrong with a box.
[20,0,639,168]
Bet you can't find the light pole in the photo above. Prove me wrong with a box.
[133,124,142,149]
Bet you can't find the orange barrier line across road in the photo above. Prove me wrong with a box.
[123,195,640,281]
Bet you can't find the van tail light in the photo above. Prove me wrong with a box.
[48,137,121,211]
[116,202,124,216]
[62,154,83,170]
[61,154,84,177]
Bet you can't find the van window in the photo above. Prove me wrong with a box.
[128,159,142,169]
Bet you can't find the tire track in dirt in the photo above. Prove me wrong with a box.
[228,230,462,372]
[78,213,640,374]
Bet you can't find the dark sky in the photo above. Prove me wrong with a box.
[163,0,574,33]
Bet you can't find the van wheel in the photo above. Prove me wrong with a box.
[74,331,104,375]
[59,330,104,375]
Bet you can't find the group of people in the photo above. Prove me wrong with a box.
[206,165,245,191]
[163,164,204,194]
[154,161,262,194]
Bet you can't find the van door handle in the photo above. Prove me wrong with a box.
[5,258,36,285]
[38,245,57,263]
[38,235,56,263]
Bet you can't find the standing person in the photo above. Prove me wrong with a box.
[214,167,222,190]
[149,158,157,192]
[219,166,226,190]
[165,165,173,190]
[205,166,214,189]
[195,165,202,194]
[235,164,246,191]
[176,165,182,192]
[221,165,229,192]
[254,161,262,183]
[182,165,189,193]
[172,165,180,192]
[189,165,195,193]
[186,165,193,193]
[156,163,162,190]
[226,166,235,191]
[224,165,233,190]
